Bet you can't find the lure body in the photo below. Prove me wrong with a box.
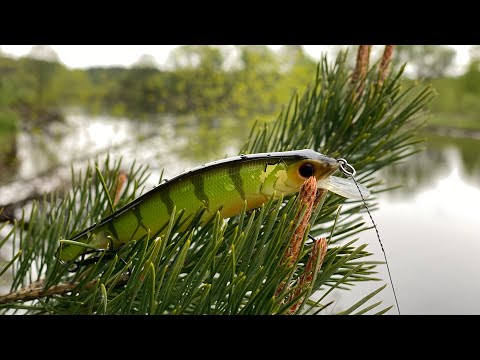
[59,150,366,261]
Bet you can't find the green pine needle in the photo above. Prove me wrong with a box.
[0,53,433,314]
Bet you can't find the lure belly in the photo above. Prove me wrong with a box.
[58,149,369,261]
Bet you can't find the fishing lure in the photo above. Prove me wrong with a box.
[58,149,369,261]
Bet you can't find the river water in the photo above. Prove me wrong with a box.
[352,135,480,315]
[1,111,479,314]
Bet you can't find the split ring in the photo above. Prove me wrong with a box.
[337,158,356,177]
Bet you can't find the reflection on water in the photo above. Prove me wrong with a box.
[1,112,480,314]
[382,135,480,197]
[0,111,251,207]
[334,134,480,314]
[0,132,18,184]
[0,110,251,296]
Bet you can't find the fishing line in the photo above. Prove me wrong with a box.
[337,158,401,315]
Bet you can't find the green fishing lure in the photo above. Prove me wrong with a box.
[58,150,369,261]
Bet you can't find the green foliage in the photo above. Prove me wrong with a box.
[393,45,456,79]
[0,56,36,108]
[0,46,322,122]
[3,45,478,134]
[382,134,480,195]
[0,111,17,133]
[427,75,480,129]
[399,45,480,131]
[0,110,18,182]
[20,57,62,108]
[0,54,92,119]
[0,54,433,314]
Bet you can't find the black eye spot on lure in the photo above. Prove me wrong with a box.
[299,162,315,178]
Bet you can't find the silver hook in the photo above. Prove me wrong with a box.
[337,158,356,177]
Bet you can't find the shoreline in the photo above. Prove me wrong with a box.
[424,125,480,140]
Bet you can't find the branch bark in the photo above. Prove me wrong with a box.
[0,274,129,305]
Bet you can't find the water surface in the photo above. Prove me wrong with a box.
[1,112,479,314]
[335,135,480,314]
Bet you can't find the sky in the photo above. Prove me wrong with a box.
[0,45,474,74]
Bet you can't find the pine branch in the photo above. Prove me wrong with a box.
[0,274,129,305]
[0,52,434,314]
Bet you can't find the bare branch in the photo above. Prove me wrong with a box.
[0,274,129,305]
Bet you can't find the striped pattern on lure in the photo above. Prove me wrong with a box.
[58,149,370,261]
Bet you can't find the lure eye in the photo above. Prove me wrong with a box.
[298,163,315,178]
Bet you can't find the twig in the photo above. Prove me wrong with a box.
[0,274,129,305]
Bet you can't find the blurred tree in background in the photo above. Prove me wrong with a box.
[0,50,433,314]
[230,45,280,118]
[168,45,230,117]
[462,45,480,93]
[0,45,479,133]
[2,44,480,314]
[22,46,62,111]
[393,45,456,79]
